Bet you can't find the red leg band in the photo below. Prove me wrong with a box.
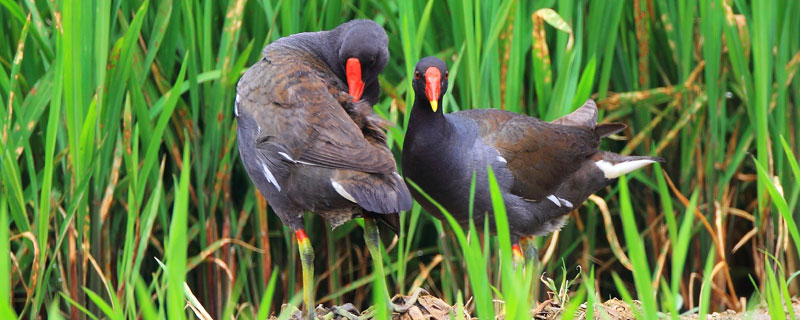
[512,244,523,259]
[296,229,308,243]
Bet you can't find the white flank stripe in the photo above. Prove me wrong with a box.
[331,181,357,203]
[560,198,573,208]
[234,94,241,117]
[278,152,293,161]
[277,151,316,166]
[260,162,281,191]
[546,195,562,207]
[496,156,507,163]
[595,159,656,179]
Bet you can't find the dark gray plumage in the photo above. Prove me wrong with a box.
[266,19,389,106]
[236,20,409,231]
[402,57,663,243]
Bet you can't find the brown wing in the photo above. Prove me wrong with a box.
[237,46,396,174]
[454,109,599,201]
[551,100,598,128]
[552,99,626,138]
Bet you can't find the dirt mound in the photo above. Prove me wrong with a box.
[391,291,466,320]
[534,296,800,319]
[532,298,639,319]
[275,295,800,319]
[276,290,468,319]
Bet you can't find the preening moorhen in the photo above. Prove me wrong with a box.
[235,20,410,319]
[402,56,663,260]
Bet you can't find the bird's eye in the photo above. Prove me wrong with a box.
[444,71,449,80]
[414,71,421,80]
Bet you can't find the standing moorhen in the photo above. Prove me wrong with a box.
[235,20,411,319]
[402,57,663,261]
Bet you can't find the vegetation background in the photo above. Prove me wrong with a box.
[1,0,799,318]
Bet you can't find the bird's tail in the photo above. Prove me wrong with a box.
[592,151,664,179]
[550,99,628,139]
[595,123,627,138]
[544,152,663,216]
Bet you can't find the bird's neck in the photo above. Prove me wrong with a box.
[407,96,453,143]
[403,97,468,208]
[275,30,345,80]
[319,29,346,78]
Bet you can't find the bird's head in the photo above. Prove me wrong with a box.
[338,20,389,103]
[412,56,449,113]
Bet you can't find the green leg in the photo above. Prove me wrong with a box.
[296,229,316,320]
[512,243,525,269]
[520,236,541,304]
[362,218,423,313]
[362,218,391,299]
[520,236,539,265]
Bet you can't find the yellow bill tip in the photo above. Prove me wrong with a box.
[430,100,438,112]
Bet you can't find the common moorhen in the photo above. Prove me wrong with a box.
[402,57,663,260]
[235,20,410,319]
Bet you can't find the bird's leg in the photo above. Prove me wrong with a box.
[363,218,430,313]
[296,229,317,320]
[361,218,392,306]
[520,236,539,266]
[363,217,424,314]
[512,243,525,268]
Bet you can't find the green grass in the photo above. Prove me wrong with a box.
[1,0,799,319]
